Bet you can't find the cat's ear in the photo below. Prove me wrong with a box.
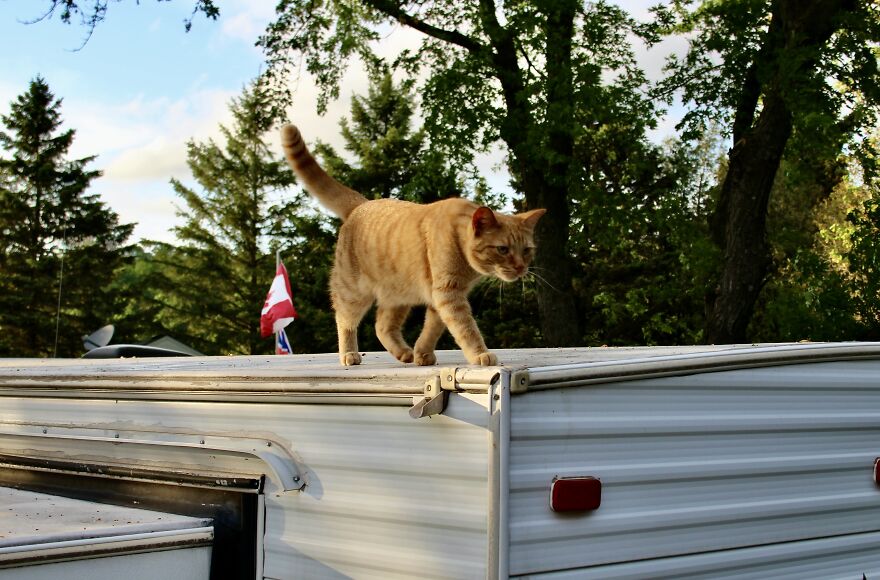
[518,208,547,230]
[472,206,499,237]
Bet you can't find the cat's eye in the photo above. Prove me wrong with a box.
[523,247,534,256]
[496,246,509,255]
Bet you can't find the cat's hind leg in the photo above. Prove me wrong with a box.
[375,305,414,363]
[413,306,446,366]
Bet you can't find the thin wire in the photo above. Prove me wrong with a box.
[53,226,66,358]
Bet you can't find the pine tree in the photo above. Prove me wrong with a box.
[147,82,335,355]
[313,71,465,204]
[0,76,134,357]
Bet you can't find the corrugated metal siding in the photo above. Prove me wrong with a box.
[0,392,492,579]
[508,360,880,577]
[517,530,880,579]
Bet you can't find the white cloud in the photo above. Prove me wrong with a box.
[48,87,238,242]
[98,89,235,181]
[105,138,190,182]
[218,1,276,46]
[99,181,180,243]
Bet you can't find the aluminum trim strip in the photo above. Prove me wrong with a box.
[520,343,880,392]
[0,526,214,568]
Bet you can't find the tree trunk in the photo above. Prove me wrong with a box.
[479,0,582,346]
[705,93,792,343]
[705,0,853,344]
[532,0,581,347]
[532,196,580,347]
[519,163,581,346]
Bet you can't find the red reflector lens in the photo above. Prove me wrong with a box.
[550,476,601,512]
[874,458,880,485]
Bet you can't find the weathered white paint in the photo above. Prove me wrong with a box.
[0,488,213,579]
[2,547,213,580]
[3,343,880,578]
[0,393,493,579]
[507,359,880,576]
[514,530,880,579]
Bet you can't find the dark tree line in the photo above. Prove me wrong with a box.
[1,1,879,357]
[0,77,133,357]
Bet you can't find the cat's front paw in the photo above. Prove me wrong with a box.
[469,352,498,366]
[394,348,414,364]
[414,351,437,366]
[341,351,362,366]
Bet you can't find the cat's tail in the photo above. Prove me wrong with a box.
[281,124,367,221]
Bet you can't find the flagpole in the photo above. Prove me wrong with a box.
[275,249,280,353]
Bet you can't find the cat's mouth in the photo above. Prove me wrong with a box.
[496,267,527,282]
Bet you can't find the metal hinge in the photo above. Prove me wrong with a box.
[409,368,460,419]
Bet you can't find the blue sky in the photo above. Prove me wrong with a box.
[0,1,282,242]
[0,1,681,244]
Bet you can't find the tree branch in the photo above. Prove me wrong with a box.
[473,0,528,141]
[362,0,486,54]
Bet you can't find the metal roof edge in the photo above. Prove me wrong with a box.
[0,356,504,401]
[518,342,880,392]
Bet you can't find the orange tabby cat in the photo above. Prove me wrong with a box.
[281,124,545,366]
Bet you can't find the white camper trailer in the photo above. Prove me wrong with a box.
[1,342,880,578]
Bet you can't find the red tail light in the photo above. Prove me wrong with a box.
[550,476,601,512]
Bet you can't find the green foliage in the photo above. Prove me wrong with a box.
[18,0,880,352]
[657,0,880,343]
[750,249,862,342]
[312,71,467,204]
[746,149,875,341]
[658,0,880,151]
[257,0,675,346]
[0,76,134,357]
[573,135,720,345]
[846,189,880,337]
[143,82,335,355]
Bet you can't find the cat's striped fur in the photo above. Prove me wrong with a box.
[281,124,545,366]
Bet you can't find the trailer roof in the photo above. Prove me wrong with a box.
[511,342,880,392]
[0,486,211,548]
[1,342,880,398]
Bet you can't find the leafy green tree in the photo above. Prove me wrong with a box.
[106,245,172,344]
[746,143,856,341]
[312,71,465,204]
[0,76,134,357]
[257,0,665,347]
[573,131,720,346]
[844,168,880,338]
[146,83,334,355]
[660,0,880,343]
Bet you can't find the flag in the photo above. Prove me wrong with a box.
[276,327,292,355]
[261,261,298,338]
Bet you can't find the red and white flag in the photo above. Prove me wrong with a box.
[261,262,298,338]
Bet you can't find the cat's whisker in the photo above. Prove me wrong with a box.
[525,270,562,293]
